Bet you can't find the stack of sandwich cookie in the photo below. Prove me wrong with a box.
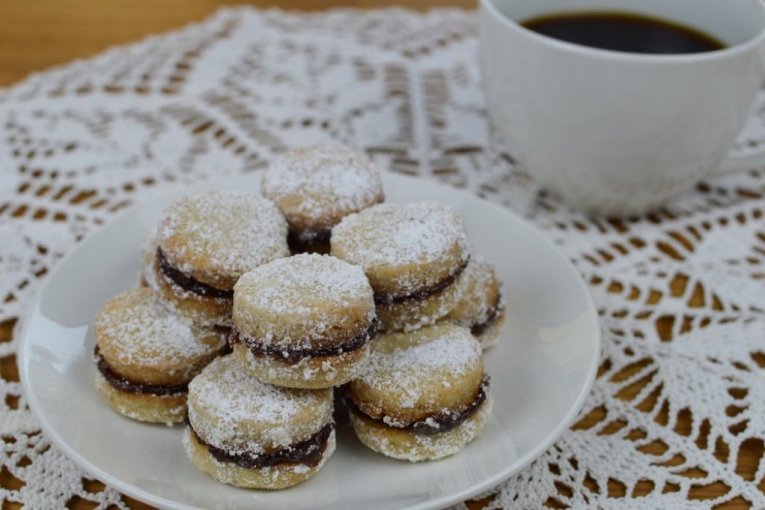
[93,288,228,425]
[331,201,471,332]
[90,144,506,490]
[184,355,336,489]
[231,253,377,389]
[149,191,289,328]
[343,323,491,461]
[262,145,384,253]
[443,257,507,349]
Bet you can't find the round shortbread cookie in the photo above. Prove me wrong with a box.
[232,254,376,388]
[344,324,490,461]
[330,201,470,297]
[261,145,384,244]
[187,355,333,454]
[95,372,186,426]
[346,324,483,424]
[157,191,289,290]
[94,288,227,386]
[233,254,375,348]
[93,288,227,424]
[185,355,335,489]
[443,258,506,348]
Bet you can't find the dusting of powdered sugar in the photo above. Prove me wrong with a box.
[94,288,223,367]
[331,201,470,277]
[187,355,332,454]
[233,254,375,344]
[359,326,481,409]
[261,145,384,230]
[446,256,501,327]
[157,191,289,280]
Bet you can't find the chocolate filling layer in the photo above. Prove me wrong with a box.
[158,249,233,300]
[344,377,489,435]
[94,347,188,396]
[230,319,377,364]
[374,257,470,305]
[288,228,331,246]
[288,229,331,255]
[188,419,333,469]
[470,294,505,337]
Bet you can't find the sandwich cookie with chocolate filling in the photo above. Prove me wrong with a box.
[331,202,470,332]
[93,288,228,425]
[231,253,376,389]
[184,354,335,489]
[149,191,289,328]
[343,323,491,461]
[261,145,384,253]
[443,257,507,348]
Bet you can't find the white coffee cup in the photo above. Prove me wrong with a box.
[479,0,765,215]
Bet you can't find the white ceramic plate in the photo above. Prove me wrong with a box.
[19,173,600,510]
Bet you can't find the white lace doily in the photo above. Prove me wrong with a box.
[2,7,765,509]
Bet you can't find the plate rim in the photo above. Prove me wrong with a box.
[18,172,601,510]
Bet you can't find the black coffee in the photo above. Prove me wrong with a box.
[521,12,725,54]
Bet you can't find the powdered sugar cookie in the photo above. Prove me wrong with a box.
[343,323,491,462]
[331,202,470,332]
[261,145,384,253]
[443,258,506,348]
[184,355,335,489]
[93,288,228,425]
[149,191,289,327]
[231,254,376,389]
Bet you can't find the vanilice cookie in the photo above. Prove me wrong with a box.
[184,355,335,489]
[331,202,470,332]
[261,145,384,253]
[93,288,228,425]
[443,258,506,348]
[149,191,289,327]
[343,323,491,462]
[231,254,376,389]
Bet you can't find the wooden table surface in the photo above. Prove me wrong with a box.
[0,2,757,509]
